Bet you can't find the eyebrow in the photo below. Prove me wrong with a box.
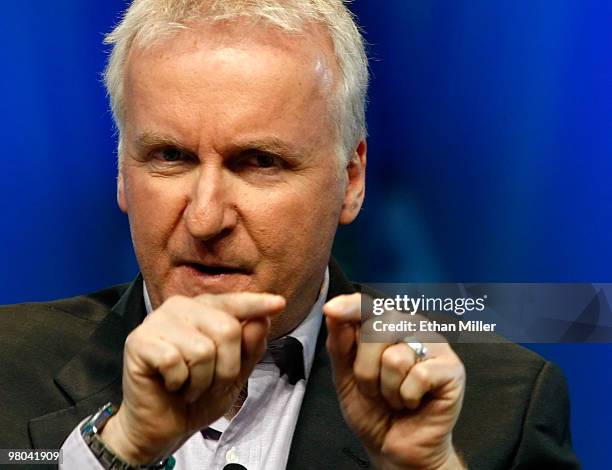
[230,138,307,161]
[133,131,186,152]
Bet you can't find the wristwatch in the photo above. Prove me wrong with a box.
[81,402,175,470]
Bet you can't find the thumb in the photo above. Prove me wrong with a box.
[239,317,270,383]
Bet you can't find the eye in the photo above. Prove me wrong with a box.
[151,147,193,163]
[244,153,284,169]
[251,154,276,168]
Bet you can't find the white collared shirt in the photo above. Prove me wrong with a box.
[61,269,329,470]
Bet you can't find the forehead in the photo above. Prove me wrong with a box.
[122,20,340,151]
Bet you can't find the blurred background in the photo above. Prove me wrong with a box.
[1,0,610,467]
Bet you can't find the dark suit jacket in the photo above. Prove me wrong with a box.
[0,261,579,469]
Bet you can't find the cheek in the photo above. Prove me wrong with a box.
[123,173,187,254]
[244,176,344,258]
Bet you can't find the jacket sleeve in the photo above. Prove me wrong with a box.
[511,361,580,469]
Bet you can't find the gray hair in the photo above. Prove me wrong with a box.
[103,0,368,165]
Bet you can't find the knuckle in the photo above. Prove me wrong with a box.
[191,339,215,362]
[441,348,466,381]
[125,359,140,377]
[353,363,377,384]
[382,348,408,370]
[123,334,146,372]
[411,365,431,388]
[215,319,241,342]
[124,331,137,350]
[124,329,145,351]
[157,349,181,371]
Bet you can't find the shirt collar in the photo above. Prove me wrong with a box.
[279,268,328,379]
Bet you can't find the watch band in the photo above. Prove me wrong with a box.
[81,402,175,470]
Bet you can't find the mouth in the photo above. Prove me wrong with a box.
[185,262,249,276]
[171,261,253,294]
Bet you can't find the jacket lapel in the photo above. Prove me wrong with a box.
[28,276,146,448]
[286,259,371,469]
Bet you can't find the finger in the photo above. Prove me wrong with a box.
[161,296,244,392]
[324,293,360,387]
[190,306,243,392]
[126,334,189,392]
[160,296,244,393]
[238,316,271,383]
[323,293,361,323]
[326,294,388,395]
[325,315,358,387]
[157,294,279,396]
[399,356,465,410]
[380,343,416,410]
[353,341,389,398]
[142,312,218,401]
[181,335,216,403]
[194,292,286,320]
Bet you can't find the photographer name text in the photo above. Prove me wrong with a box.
[372,319,497,333]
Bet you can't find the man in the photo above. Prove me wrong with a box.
[0,1,579,469]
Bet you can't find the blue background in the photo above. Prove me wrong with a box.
[1,1,610,466]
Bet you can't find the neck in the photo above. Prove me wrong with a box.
[267,268,328,339]
[225,385,248,421]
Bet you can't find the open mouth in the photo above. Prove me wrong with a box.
[187,263,245,276]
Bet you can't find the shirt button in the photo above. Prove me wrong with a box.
[226,447,239,463]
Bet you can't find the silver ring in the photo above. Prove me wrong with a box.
[403,337,428,362]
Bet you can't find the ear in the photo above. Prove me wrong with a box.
[339,139,367,225]
[117,169,128,213]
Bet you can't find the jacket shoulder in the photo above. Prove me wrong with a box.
[0,282,130,362]
[2,283,129,320]
[0,284,131,447]
[453,342,575,467]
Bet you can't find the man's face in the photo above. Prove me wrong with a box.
[117,21,365,335]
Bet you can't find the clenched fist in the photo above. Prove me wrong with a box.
[324,293,466,470]
[100,292,285,465]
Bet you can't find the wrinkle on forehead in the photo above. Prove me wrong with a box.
[123,18,340,155]
[128,18,339,99]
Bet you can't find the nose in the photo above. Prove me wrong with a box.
[183,163,237,241]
